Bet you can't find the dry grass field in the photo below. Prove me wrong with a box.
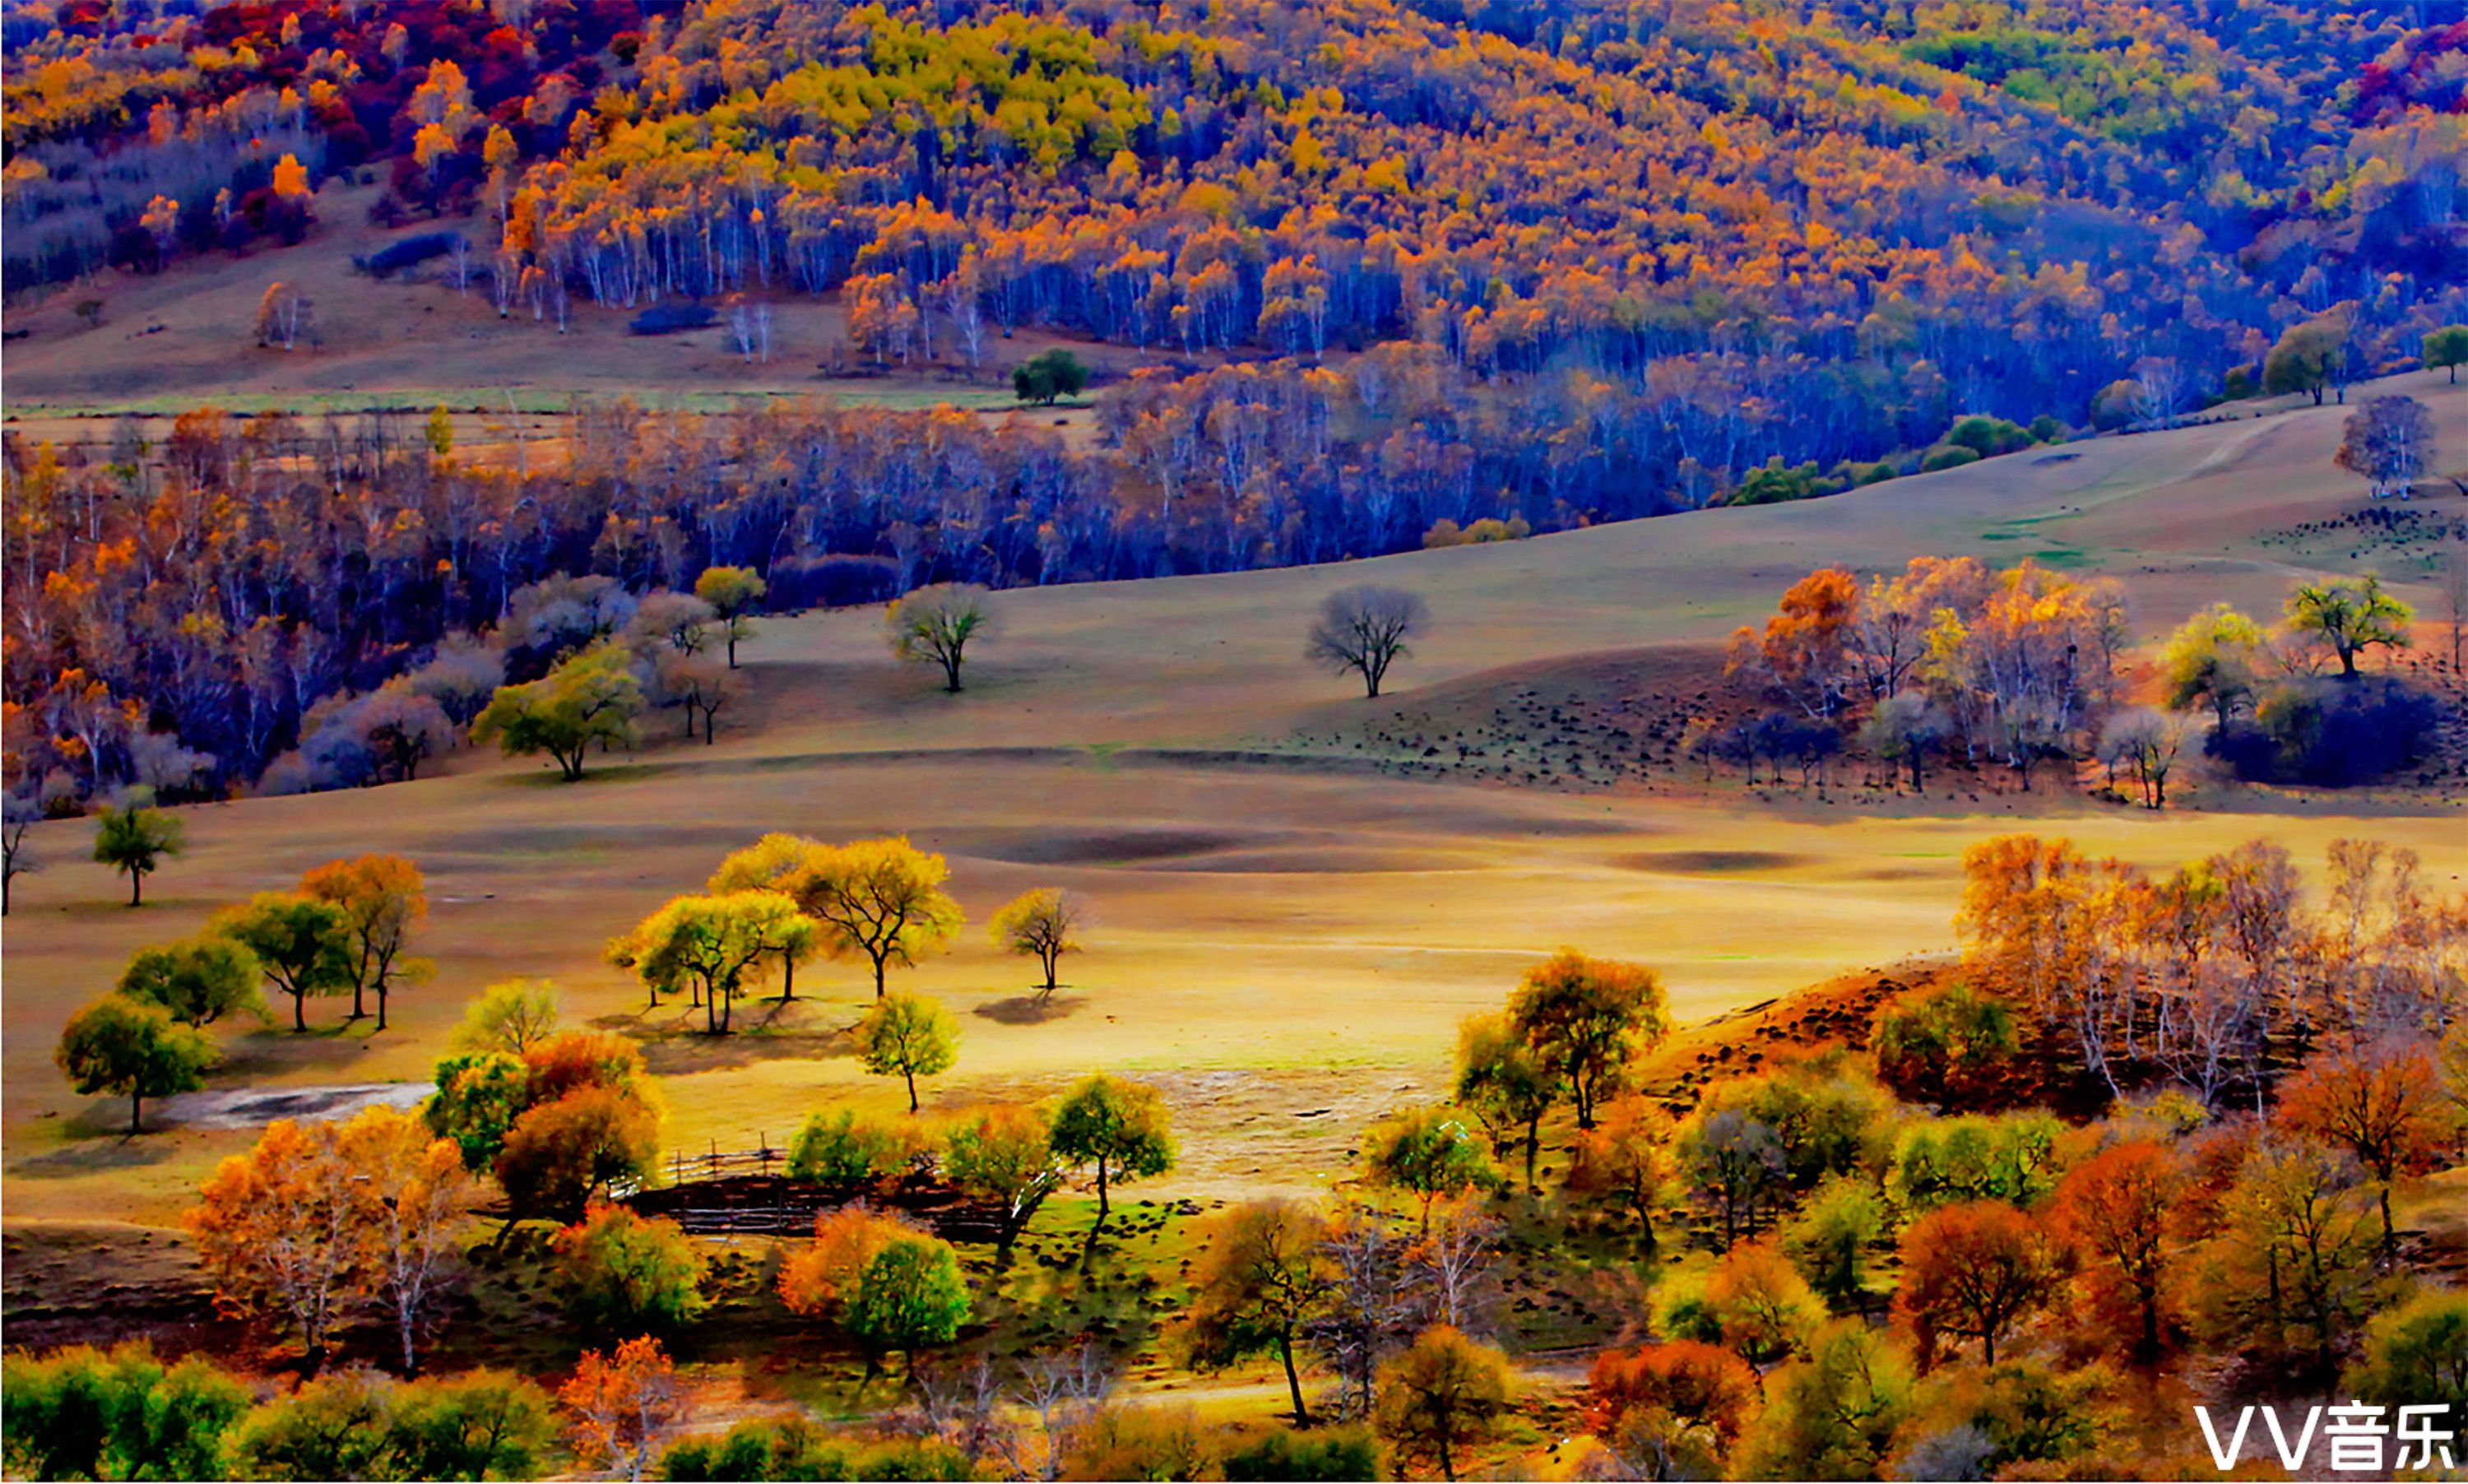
[8,368,2466,1240]
[0,179,1205,457]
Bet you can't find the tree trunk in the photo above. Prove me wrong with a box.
[294,990,307,1032]
[904,1068,920,1112]
[1096,1158,1111,1222]
[129,870,143,907]
[377,985,389,1032]
[874,957,888,999]
[782,954,796,1001]
[1279,1332,1311,1426]
[130,1093,143,1134]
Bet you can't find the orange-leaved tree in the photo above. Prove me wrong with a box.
[1894,1199,2067,1367]
[2277,1043,2457,1259]
[2050,1139,2186,1361]
[299,853,431,1030]
[560,1335,684,1482]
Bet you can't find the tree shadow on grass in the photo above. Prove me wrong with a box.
[972,992,1087,1027]
[612,998,862,1077]
[10,1118,188,1176]
[214,1020,380,1081]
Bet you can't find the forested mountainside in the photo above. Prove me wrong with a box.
[9,0,2465,406]
[4,0,2466,800]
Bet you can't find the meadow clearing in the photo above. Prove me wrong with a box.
[8,367,2465,1239]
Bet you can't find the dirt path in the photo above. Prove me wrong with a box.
[149,1082,433,1131]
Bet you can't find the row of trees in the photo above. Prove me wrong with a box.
[1960,832,2468,1106]
[1728,556,2132,789]
[0,332,2430,813]
[605,832,1081,1022]
[54,853,431,1130]
[1708,558,2451,803]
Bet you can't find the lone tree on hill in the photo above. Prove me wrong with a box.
[471,642,644,781]
[797,837,966,999]
[1013,349,1090,405]
[2334,395,2435,500]
[2424,325,2468,384]
[56,995,217,1134]
[1308,585,1429,698]
[1508,949,1669,1129]
[92,791,184,907]
[990,887,1086,997]
[1049,1074,1176,1231]
[2286,574,2413,678]
[1181,1199,1338,1426]
[857,990,959,1112]
[888,585,994,693]
[300,853,431,1031]
[606,890,814,1033]
[118,935,266,1027]
[2265,312,2347,405]
[693,567,767,668]
[212,892,354,1033]
[1375,1327,1513,1483]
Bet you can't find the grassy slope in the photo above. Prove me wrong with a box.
[0,179,1162,448]
[7,369,2464,1232]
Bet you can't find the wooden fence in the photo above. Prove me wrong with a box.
[618,1143,1006,1244]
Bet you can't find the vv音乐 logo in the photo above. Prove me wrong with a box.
[2197,1403,2458,1472]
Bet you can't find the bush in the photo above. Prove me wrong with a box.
[657,1417,968,1481]
[787,1108,912,1185]
[1872,981,2017,1107]
[355,232,463,276]
[1944,415,2034,457]
[1013,348,1091,404]
[629,302,717,336]
[2026,414,2070,443]
[1729,457,1843,507]
[1920,443,1984,473]
[1,1342,249,1482]
[236,1368,555,1482]
[2208,676,2438,786]
[1220,1425,1380,1480]
[2091,379,2141,431]
[1887,1111,2064,1211]
[555,1205,708,1336]
[1422,515,1533,547]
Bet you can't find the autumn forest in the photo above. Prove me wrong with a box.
[4,0,2468,1478]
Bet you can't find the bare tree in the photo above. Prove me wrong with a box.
[2128,356,2186,429]
[1408,1195,1504,1335]
[2097,707,2187,808]
[256,282,311,350]
[1307,585,1429,698]
[2334,395,2434,499]
[912,1353,1011,1469]
[2,786,41,916]
[1307,1208,1413,1421]
[1000,1345,1116,1482]
[888,584,995,693]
